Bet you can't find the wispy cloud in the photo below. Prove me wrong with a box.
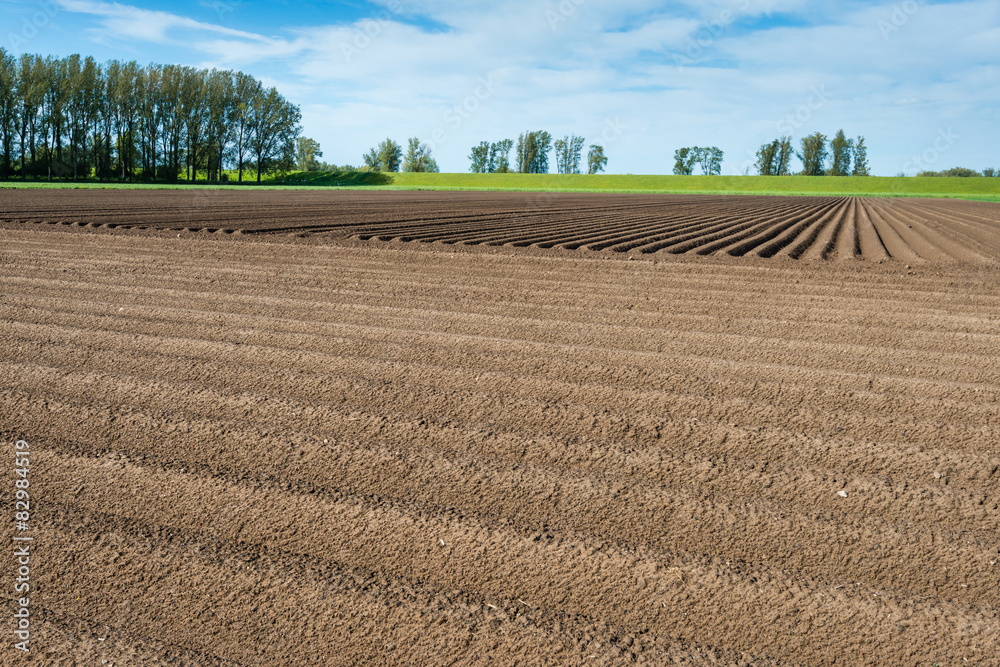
[27,0,1000,174]
[54,0,283,46]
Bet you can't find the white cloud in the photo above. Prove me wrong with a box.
[55,0,268,42]
[43,0,1000,174]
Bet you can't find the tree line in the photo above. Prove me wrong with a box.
[916,167,998,178]
[0,49,302,184]
[469,131,607,174]
[359,137,440,173]
[300,133,999,179]
[756,130,869,176]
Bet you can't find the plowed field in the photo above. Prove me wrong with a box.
[2,189,1000,665]
[2,189,999,262]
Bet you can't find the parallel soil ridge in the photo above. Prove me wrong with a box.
[1,189,998,262]
[2,227,999,665]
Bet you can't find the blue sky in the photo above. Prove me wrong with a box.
[2,0,998,175]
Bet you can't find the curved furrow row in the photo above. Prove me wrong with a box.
[5,190,998,261]
[797,197,852,260]
[599,200,807,253]
[713,199,843,257]
[761,199,851,259]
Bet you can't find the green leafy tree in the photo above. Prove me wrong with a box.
[403,137,437,172]
[204,68,235,183]
[688,147,703,174]
[554,134,585,174]
[700,147,723,175]
[0,48,16,178]
[553,137,566,173]
[984,167,998,177]
[492,138,513,173]
[487,143,498,173]
[797,132,828,176]
[829,129,852,176]
[248,87,301,183]
[534,131,552,173]
[516,130,552,173]
[138,63,164,181]
[157,64,185,182]
[673,148,692,175]
[296,137,323,171]
[16,54,46,179]
[63,54,84,180]
[587,144,607,174]
[363,138,401,172]
[176,65,207,182]
[673,147,706,175]
[515,133,529,172]
[231,71,262,183]
[120,60,143,181]
[469,141,489,173]
[473,139,514,173]
[776,137,794,175]
[756,140,780,176]
[377,138,402,172]
[40,55,70,181]
[852,136,870,176]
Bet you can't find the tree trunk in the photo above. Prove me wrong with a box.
[20,118,26,180]
[29,122,36,179]
[56,120,63,180]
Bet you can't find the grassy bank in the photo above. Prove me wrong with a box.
[383,173,1000,200]
[242,171,1000,200]
[3,172,999,201]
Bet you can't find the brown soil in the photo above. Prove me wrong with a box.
[2,190,999,665]
[2,189,999,262]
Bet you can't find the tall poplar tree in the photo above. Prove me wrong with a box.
[852,137,870,176]
[829,129,852,176]
[0,48,20,177]
[798,132,828,176]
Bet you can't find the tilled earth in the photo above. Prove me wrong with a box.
[1,189,999,261]
[1,190,999,666]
